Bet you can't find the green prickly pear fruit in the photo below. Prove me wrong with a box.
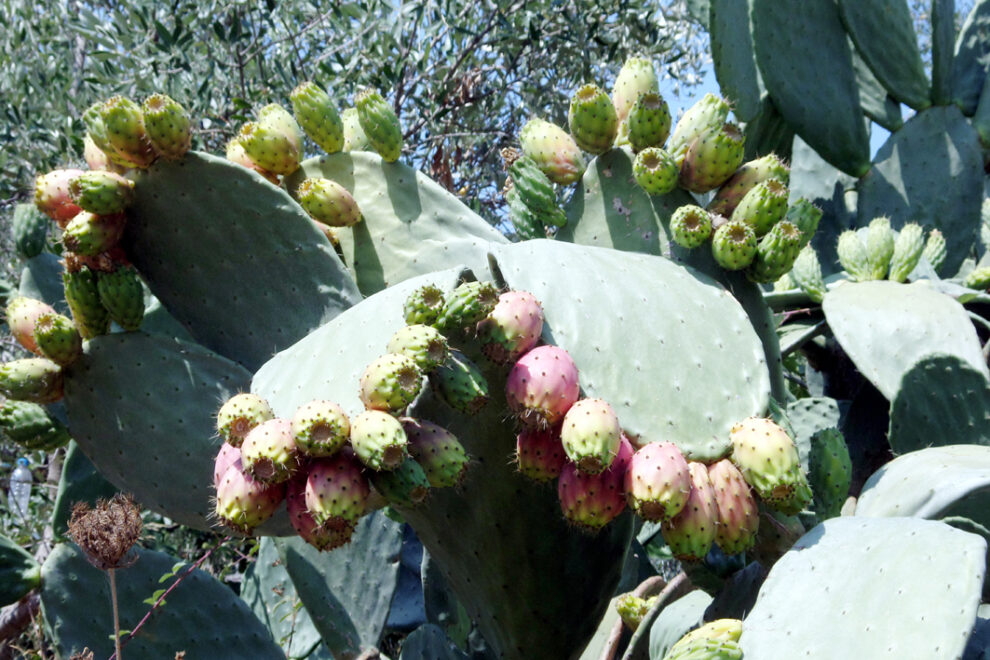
[62,211,126,257]
[430,350,490,415]
[435,281,500,334]
[731,179,788,236]
[708,459,759,555]
[785,198,822,248]
[711,219,757,271]
[238,104,303,176]
[746,220,803,284]
[668,93,732,161]
[359,354,423,413]
[402,418,470,487]
[670,619,742,649]
[290,81,344,155]
[354,88,403,162]
[369,456,431,506]
[82,103,121,166]
[508,156,566,227]
[32,313,82,367]
[836,230,872,282]
[866,216,896,281]
[613,118,631,148]
[0,400,70,450]
[791,245,827,303]
[100,96,156,167]
[888,223,925,283]
[632,148,678,195]
[615,594,657,632]
[6,297,56,355]
[567,83,618,155]
[627,92,671,152]
[97,265,145,331]
[670,205,713,249]
[35,169,84,227]
[519,118,585,185]
[678,123,745,193]
[214,462,285,534]
[660,461,718,561]
[922,229,947,273]
[63,267,110,339]
[808,428,851,521]
[665,620,743,659]
[560,398,622,474]
[515,427,566,482]
[729,417,811,514]
[341,107,370,152]
[225,136,280,185]
[625,442,692,522]
[964,266,990,290]
[477,290,544,364]
[142,94,192,160]
[350,410,409,471]
[611,56,660,123]
[708,154,790,217]
[0,358,63,404]
[217,393,274,447]
[403,284,446,326]
[241,417,299,483]
[296,178,362,227]
[68,171,134,215]
[12,204,48,259]
[387,324,449,371]
[291,399,350,458]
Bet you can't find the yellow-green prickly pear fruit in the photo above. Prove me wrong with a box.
[731,179,788,236]
[68,171,134,216]
[711,218,757,271]
[612,56,659,123]
[142,94,192,160]
[519,118,585,185]
[296,178,362,227]
[678,123,745,193]
[217,393,275,448]
[786,198,822,248]
[341,107,370,151]
[709,153,789,217]
[922,229,947,273]
[729,417,811,515]
[633,148,679,195]
[32,313,82,367]
[100,96,156,168]
[238,104,303,176]
[668,92,732,162]
[354,88,403,162]
[627,92,671,151]
[0,358,63,404]
[567,84,618,155]
[965,265,990,290]
[791,245,827,303]
[669,205,713,249]
[746,220,803,284]
[63,267,110,339]
[96,265,145,331]
[290,81,344,155]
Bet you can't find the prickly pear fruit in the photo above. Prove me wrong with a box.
[678,123,745,193]
[965,266,990,290]
[888,223,925,283]
[0,400,70,450]
[435,281,500,334]
[225,137,279,184]
[83,133,115,172]
[6,297,56,355]
[354,88,403,162]
[612,57,660,123]
[866,216,895,281]
[633,148,679,195]
[670,205,713,249]
[238,104,303,176]
[35,169,84,226]
[923,229,947,273]
[62,267,110,339]
[508,156,566,227]
[100,96,156,167]
[296,177,362,227]
[707,459,759,555]
[291,81,345,155]
[515,427,567,482]
[668,93,732,160]
[558,435,632,531]
[350,410,408,471]
[287,475,353,551]
[732,179,788,236]
[477,290,544,364]
[430,350,490,415]
[567,84,618,155]
[215,463,285,534]
[62,212,126,257]
[359,354,423,412]
[213,442,242,489]
[387,324,449,371]
[369,457,431,506]
[808,428,851,520]
[0,358,63,404]
[403,284,447,326]
[785,198,822,249]
[32,313,82,367]
[291,399,350,457]
[97,266,145,331]
[241,418,298,483]
[82,103,122,166]
[68,171,134,215]
[660,462,718,561]
[625,442,692,522]
[711,219,757,271]
[615,594,657,632]
[519,118,585,185]
[217,393,274,448]
[790,245,826,303]
[506,345,580,428]
[402,418,470,487]
[671,618,742,649]
[142,94,191,160]
[837,230,872,282]
[341,107,370,152]
[746,220,803,284]
[505,186,546,240]
[304,448,370,531]
[708,154,790,217]
[663,637,742,660]
[560,398,622,474]
[613,118,631,148]
[627,92,671,151]
[729,417,811,514]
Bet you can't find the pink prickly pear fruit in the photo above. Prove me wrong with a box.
[515,426,567,482]
[519,118,586,185]
[660,461,719,561]
[83,134,120,172]
[402,417,470,488]
[35,169,85,227]
[304,448,370,531]
[359,353,423,413]
[213,442,242,489]
[216,393,274,447]
[291,399,350,457]
[240,418,299,483]
[560,398,622,474]
[350,410,409,471]
[214,463,285,534]
[506,345,580,428]
[477,290,544,364]
[558,435,633,532]
[625,442,692,522]
[708,459,759,555]
[287,476,353,551]
[6,297,56,355]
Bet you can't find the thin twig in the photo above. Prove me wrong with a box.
[109,568,122,660]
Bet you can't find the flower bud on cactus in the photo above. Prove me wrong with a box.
[287,475,353,551]
[670,205,713,249]
[291,399,350,457]
[341,107,370,152]
[625,442,692,522]
[435,281,500,334]
[69,171,134,215]
[0,400,70,451]
[519,118,585,185]
[785,198,822,249]
[241,418,298,483]
[430,350,490,415]
[808,428,851,520]
[561,398,622,474]
[965,266,990,290]
[63,267,110,339]
[477,290,544,364]
[6,297,56,355]
[142,94,192,160]
[217,393,274,447]
[350,410,409,471]
[35,169,84,226]
[297,178,362,227]
[668,93,732,161]
[837,230,872,282]
[238,104,303,176]
[923,229,947,273]
[32,313,82,367]
[729,417,810,514]
[515,427,567,482]
[100,96,156,167]
[369,456,431,506]
[213,442,243,489]
[62,212,126,257]
[567,84,618,155]
[506,345,580,428]
[558,435,632,532]
[615,594,657,632]
[660,461,718,561]
[708,154,790,217]
[225,137,280,184]
[0,358,63,404]
[97,265,145,331]
[215,463,285,534]
[731,179,788,236]
[888,223,925,283]
[387,324,449,370]
[508,156,566,227]
[866,216,896,281]
[708,459,759,555]
[354,88,403,162]
[790,245,826,303]
[291,81,345,155]
[712,219,757,271]
[612,57,660,123]
[746,220,803,284]
[403,284,446,326]
[402,418,470,487]
[633,148,679,195]
[678,123,745,193]
[628,92,671,152]
[359,354,423,412]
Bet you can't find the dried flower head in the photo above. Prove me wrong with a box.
[67,493,143,570]
[69,648,94,660]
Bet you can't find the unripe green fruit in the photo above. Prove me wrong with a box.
[97,266,145,331]
[568,84,618,155]
[711,219,757,271]
[731,179,788,236]
[69,171,134,215]
[142,94,192,160]
[32,313,82,367]
[291,81,344,155]
[355,88,403,162]
[633,148,678,195]
[836,230,872,282]
[866,216,895,281]
[669,205,713,249]
[627,92,671,152]
[297,178,362,227]
[888,223,925,283]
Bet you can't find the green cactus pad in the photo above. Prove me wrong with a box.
[852,50,905,131]
[952,1,990,115]
[648,590,714,660]
[932,0,956,105]
[19,253,68,314]
[398,624,468,659]
[709,0,764,123]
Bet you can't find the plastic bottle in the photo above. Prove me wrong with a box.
[8,458,32,518]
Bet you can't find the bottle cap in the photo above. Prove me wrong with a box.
[16,458,29,467]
